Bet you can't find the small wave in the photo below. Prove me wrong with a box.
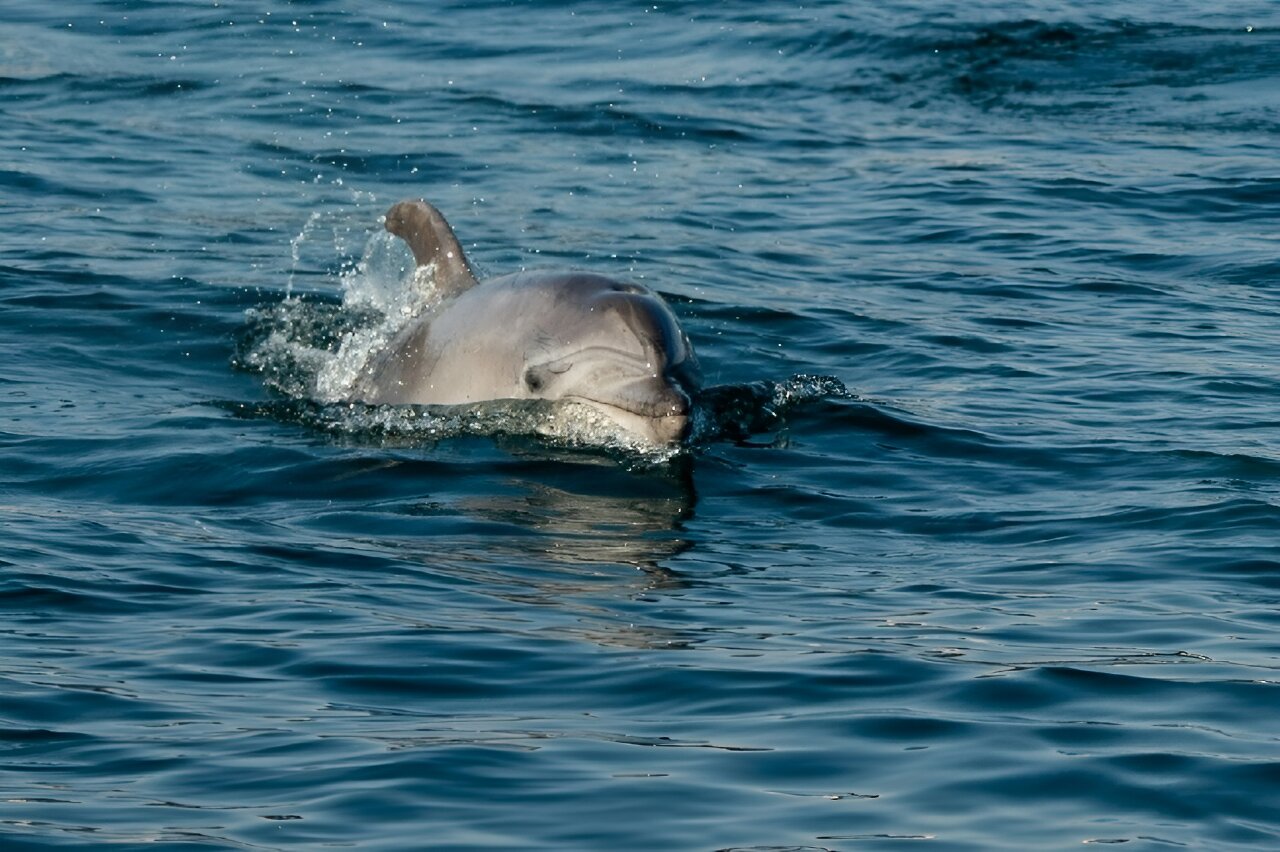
[856,18,1280,130]
[222,397,688,465]
[448,91,758,145]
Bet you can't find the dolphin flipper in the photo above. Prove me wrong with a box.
[383,199,479,298]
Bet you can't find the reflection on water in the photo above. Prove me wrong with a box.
[385,458,700,650]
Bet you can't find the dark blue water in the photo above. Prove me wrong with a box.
[4,2,1280,849]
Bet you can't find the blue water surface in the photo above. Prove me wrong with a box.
[3,1,1280,849]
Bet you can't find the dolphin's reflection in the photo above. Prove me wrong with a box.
[397,455,701,650]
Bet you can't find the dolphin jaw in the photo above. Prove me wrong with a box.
[565,398,690,446]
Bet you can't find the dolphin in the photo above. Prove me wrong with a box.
[353,199,700,445]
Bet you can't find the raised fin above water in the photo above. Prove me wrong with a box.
[383,199,479,299]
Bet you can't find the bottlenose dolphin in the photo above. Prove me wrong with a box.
[354,200,700,445]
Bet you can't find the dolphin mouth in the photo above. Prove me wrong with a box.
[569,370,693,420]
[562,395,691,445]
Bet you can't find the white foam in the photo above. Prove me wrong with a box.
[313,230,443,403]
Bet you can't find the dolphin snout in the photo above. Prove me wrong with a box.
[648,411,691,445]
[604,373,692,419]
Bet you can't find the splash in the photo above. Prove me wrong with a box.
[693,375,854,443]
[224,396,686,465]
[311,231,439,403]
[234,226,425,402]
[285,211,321,298]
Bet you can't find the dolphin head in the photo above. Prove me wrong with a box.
[518,274,700,445]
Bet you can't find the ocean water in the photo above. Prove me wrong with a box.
[3,1,1280,849]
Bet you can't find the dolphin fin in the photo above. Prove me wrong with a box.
[383,199,479,298]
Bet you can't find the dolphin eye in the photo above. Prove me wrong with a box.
[524,369,544,392]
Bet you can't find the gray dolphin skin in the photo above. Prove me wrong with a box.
[355,199,701,445]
